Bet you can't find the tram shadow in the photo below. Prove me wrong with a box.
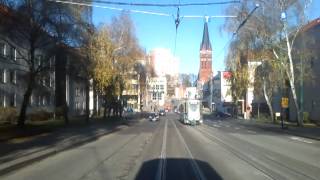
[135,158,223,180]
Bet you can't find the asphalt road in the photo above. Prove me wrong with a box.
[3,113,320,180]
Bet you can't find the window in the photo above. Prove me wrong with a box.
[160,85,164,90]
[49,74,54,88]
[82,88,86,97]
[36,55,42,67]
[76,87,80,96]
[10,93,16,107]
[2,94,7,107]
[156,85,159,90]
[49,56,55,68]
[0,69,3,83]
[0,43,5,57]
[38,96,41,106]
[152,92,157,100]
[29,94,33,106]
[82,101,85,110]
[42,76,46,86]
[10,70,16,84]
[42,96,47,106]
[14,48,17,61]
[10,46,16,61]
[2,69,8,83]
[157,92,162,100]
[75,101,81,111]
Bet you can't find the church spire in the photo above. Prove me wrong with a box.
[200,21,212,51]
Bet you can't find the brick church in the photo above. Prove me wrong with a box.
[198,21,213,84]
[197,20,213,108]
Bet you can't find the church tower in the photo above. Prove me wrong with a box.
[198,21,212,84]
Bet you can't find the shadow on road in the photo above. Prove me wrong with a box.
[135,158,223,180]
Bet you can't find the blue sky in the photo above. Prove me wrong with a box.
[92,0,320,75]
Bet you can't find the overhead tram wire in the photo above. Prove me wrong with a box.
[49,0,240,57]
[173,0,182,55]
[48,0,171,16]
[215,3,260,61]
[84,0,241,7]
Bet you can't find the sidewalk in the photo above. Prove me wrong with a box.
[0,116,144,176]
[234,118,320,141]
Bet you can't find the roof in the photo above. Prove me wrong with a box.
[200,22,212,51]
[301,18,320,33]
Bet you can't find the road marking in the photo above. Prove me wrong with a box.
[156,119,168,180]
[172,120,207,180]
[212,124,221,128]
[247,130,256,134]
[235,127,241,130]
[290,136,313,144]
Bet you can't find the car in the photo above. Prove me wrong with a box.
[149,112,159,122]
[159,109,166,116]
[215,111,232,118]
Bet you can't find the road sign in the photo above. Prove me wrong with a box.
[281,97,289,108]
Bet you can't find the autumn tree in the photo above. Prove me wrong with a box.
[90,13,142,118]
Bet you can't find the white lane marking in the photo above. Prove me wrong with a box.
[156,119,168,180]
[172,120,207,180]
[247,130,256,134]
[235,127,241,130]
[212,124,221,128]
[290,136,313,144]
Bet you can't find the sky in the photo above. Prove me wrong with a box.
[91,0,320,75]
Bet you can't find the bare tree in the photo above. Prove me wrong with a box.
[224,0,314,126]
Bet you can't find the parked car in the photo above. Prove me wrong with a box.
[159,109,166,116]
[149,112,159,122]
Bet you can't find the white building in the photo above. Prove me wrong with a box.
[146,77,167,111]
[212,71,232,113]
[149,48,179,77]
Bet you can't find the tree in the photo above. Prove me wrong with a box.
[181,74,192,87]
[90,12,142,118]
[223,0,314,126]
[0,0,92,127]
[254,60,282,122]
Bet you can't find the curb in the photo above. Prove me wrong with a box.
[235,119,320,141]
[272,128,320,141]
[0,124,128,177]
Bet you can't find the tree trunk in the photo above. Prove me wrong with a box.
[263,78,274,123]
[289,79,302,126]
[285,30,303,126]
[103,100,107,118]
[85,79,90,123]
[17,73,35,128]
[63,102,69,125]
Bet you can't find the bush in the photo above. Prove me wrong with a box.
[55,106,65,117]
[303,112,310,123]
[29,109,53,121]
[0,107,18,124]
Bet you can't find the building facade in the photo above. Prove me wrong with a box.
[0,4,90,119]
[212,71,232,113]
[146,76,167,111]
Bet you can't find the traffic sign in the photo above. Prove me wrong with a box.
[281,97,289,108]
